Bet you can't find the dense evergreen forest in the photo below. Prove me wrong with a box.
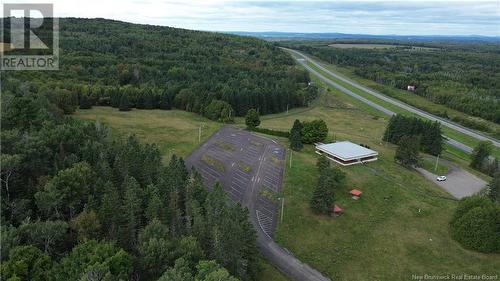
[2,18,317,119]
[0,85,259,280]
[280,40,500,124]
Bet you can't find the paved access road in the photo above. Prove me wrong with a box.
[186,126,331,281]
[285,48,500,153]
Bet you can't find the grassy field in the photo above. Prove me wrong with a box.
[258,94,500,280]
[75,107,223,160]
[303,59,500,159]
[328,43,400,49]
[420,156,449,176]
[328,43,438,51]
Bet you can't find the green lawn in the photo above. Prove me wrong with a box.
[301,57,500,159]
[258,96,500,280]
[420,156,449,176]
[75,107,223,161]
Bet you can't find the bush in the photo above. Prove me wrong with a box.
[301,119,328,144]
[204,100,234,123]
[450,196,500,253]
[245,109,260,129]
[249,127,290,138]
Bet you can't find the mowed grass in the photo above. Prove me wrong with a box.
[260,96,500,280]
[328,43,438,51]
[75,106,223,160]
[329,43,400,49]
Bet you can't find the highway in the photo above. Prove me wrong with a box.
[285,48,500,154]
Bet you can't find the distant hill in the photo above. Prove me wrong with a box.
[229,31,500,42]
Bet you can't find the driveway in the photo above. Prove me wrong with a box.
[416,165,487,199]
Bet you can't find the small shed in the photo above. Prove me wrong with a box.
[350,189,362,200]
[332,204,343,216]
[407,85,416,92]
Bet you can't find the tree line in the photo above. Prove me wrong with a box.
[383,115,443,156]
[1,90,259,280]
[3,18,317,121]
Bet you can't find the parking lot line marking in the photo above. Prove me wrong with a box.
[229,185,244,195]
[200,165,221,178]
[233,176,248,185]
[234,171,251,180]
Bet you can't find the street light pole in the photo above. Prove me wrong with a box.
[198,125,202,143]
[435,154,440,172]
[280,197,284,223]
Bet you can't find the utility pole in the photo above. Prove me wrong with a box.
[286,104,289,114]
[434,154,440,172]
[289,150,293,169]
[280,197,284,223]
[198,125,202,143]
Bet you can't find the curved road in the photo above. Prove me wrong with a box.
[249,141,331,281]
[285,48,500,153]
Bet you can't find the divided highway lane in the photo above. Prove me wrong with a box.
[285,48,500,153]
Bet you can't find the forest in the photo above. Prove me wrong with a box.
[0,87,259,280]
[279,40,500,124]
[2,18,317,119]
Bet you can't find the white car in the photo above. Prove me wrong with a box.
[437,176,447,181]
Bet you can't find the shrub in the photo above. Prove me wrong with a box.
[450,196,500,253]
[249,127,290,138]
[245,109,260,129]
[301,119,328,144]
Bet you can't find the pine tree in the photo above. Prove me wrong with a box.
[421,121,442,156]
[145,184,166,223]
[316,154,330,173]
[488,172,500,203]
[470,141,492,170]
[98,181,121,240]
[289,119,303,151]
[119,93,131,111]
[79,94,92,109]
[395,136,421,168]
[310,169,338,214]
[122,176,143,250]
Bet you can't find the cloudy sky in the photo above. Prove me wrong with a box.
[9,0,500,36]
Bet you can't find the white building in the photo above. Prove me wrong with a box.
[315,141,378,166]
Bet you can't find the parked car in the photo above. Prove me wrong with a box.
[437,176,447,181]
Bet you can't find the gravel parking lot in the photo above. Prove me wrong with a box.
[416,165,487,199]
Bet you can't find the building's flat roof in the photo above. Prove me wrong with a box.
[316,141,378,160]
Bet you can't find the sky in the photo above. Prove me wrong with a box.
[6,0,500,36]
